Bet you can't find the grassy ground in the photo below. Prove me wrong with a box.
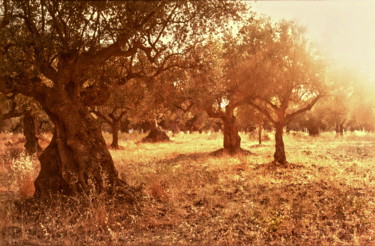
[0,131,374,245]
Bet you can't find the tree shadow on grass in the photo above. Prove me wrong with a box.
[210,148,255,157]
[249,144,269,148]
[154,148,256,166]
[154,152,211,166]
[253,161,305,171]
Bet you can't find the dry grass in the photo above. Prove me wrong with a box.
[1,131,375,245]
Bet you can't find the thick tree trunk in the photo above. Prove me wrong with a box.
[111,121,120,149]
[274,123,287,164]
[23,110,41,155]
[308,126,319,136]
[222,107,241,154]
[34,97,127,200]
[142,120,170,142]
[34,131,70,199]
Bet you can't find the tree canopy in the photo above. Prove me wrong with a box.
[0,0,246,199]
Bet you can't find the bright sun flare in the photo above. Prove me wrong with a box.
[252,0,375,84]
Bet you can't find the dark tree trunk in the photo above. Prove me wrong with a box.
[335,122,340,136]
[336,121,344,136]
[34,131,70,198]
[274,123,287,164]
[258,122,262,145]
[222,107,241,154]
[308,126,319,136]
[23,110,42,155]
[335,119,346,136]
[111,120,120,149]
[34,95,127,200]
[142,120,170,142]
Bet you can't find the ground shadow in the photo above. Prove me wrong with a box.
[210,148,254,157]
[249,144,269,148]
[154,152,211,166]
[253,161,305,171]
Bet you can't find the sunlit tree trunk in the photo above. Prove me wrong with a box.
[274,122,287,164]
[34,93,127,200]
[222,106,241,154]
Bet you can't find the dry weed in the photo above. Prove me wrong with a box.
[0,131,374,245]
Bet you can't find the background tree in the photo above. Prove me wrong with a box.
[0,93,44,155]
[91,85,133,149]
[236,104,269,144]
[188,40,247,155]
[182,17,276,155]
[0,0,245,200]
[302,67,375,134]
[249,20,326,164]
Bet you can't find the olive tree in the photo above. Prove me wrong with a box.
[183,17,275,154]
[0,0,245,200]
[249,20,326,164]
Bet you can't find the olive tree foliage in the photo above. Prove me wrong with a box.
[248,20,326,164]
[300,67,375,134]
[347,78,375,132]
[0,0,246,200]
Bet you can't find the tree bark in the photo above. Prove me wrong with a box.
[222,106,241,154]
[34,95,126,200]
[274,122,287,164]
[142,120,170,142]
[111,120,120,149]
[34,131,70,199]
[23,109,42,155]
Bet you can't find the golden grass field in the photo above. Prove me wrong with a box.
[0,131,375,245]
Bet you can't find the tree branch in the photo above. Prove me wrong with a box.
[205,104,225,119]
[285,94,323,124]
[257,96,278,110]
[248,100,275,124]
[0,74,52,99]
[90,108,112,124]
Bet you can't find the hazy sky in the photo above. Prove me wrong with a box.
[251,0,375,82]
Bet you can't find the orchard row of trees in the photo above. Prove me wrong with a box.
[1,1,374,201]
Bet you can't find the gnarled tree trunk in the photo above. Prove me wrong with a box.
[222,106,241,154]
[142,120,170,142]
[34,95,126,200]
[274,122,287,164]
